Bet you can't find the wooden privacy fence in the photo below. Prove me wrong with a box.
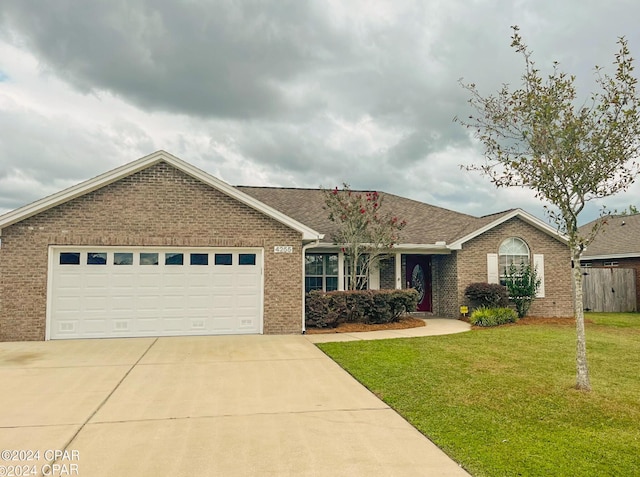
[581,267,637,312]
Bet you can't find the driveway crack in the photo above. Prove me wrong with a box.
[58,337,159,453]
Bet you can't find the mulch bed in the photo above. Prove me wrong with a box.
[461,316,589,329]
[305,316,426,334]
[307,316,584,334]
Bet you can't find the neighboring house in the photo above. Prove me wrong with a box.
[0,151,573,341]
[579,214,640,309]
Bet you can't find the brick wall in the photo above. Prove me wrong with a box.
[0,161,304,341]
[379,256,396,289]
[456,217,573,318]
[432,254,459,317]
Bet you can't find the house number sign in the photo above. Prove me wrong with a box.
[274,246,293,253]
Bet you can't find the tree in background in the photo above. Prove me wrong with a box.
[323,184,406,290]
[456,26,640,391]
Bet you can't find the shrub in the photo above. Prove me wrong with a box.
[470,306,518,327]
[504,263,541,318]
[305,289,419,328]
[464,282,509,308]
[305,290,342,328]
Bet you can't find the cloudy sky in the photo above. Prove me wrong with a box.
[1,1,639,225]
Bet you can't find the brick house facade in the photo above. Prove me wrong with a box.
[454,218,572,317]
[0,151,573,341]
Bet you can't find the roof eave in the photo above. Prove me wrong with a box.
[580,252,640,260]
[315,242,451,254]
[448,209,568,250]
[0,150,324,241]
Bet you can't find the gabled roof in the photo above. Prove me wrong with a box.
[0,150,567,248]
[579,214,640,259]
[448,208,568,249]
[238,187,568,248]
[0,150,324,241]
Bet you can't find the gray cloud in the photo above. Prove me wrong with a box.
[1,0,640,223]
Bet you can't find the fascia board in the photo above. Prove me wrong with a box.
[0,151,324,241]
[0,151,163,229]
[316,242,451,254]
[580,252,640,260]
[165,153,324,241]
[448,209,568,250]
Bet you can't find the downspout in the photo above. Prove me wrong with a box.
[301,239,321,334]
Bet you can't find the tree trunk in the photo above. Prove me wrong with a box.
[572,251,591,391]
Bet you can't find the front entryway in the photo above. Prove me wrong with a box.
[405,255,432,312]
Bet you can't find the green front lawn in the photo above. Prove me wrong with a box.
[318,313,640,477]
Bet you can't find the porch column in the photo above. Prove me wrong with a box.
[395,252,402,289]
[338,250,345,291]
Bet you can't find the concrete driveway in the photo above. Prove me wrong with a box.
[0,333,470,476]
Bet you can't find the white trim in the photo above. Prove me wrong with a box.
[487,253,499,284]
[45,247,55,340]
[301,240,321,333]
[0,151,324,241]
[533,254,545,298]
[369,261,380,290]
[449,209,567,250]
[337,251,345,291]
[580,252,640,260]
[395,252,402,289]
[315,242,450,254]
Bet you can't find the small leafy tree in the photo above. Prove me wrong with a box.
[504,263,541,318]
[323,184,406,290]
[456,26,640,391]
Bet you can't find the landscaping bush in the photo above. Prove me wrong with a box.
[470,306,518,327]
[305,289,419,328]
[305,290,342,328]
[504,263,541,318]
[464,282,509,308]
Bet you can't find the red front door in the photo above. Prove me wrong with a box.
[405,255,432,312]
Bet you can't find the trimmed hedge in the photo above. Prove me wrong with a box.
[305,289,419,328]
[464,282,509,309]
[470,306,518,327]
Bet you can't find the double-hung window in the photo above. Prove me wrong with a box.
[305,254,339,293]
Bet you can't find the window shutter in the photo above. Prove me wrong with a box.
[533,254,545,298]
[487,253,499,284]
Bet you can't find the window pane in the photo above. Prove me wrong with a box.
[165,253,184,265]
[60,252,80,265]
[305,277,323,293]
[215,253,233,265]
[114,253,133,265]
[239,253,256,265]
[325,255,338,276]
[87,252,107,265]
[190,253,208,265]
[140,253,159,265]
[499,237,530,279]
[305,255,323,275]
[326,277,338,291]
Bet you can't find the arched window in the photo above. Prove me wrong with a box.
[498,237,530,281]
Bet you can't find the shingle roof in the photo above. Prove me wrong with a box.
[579,214,640,258]
[237,186,514,245]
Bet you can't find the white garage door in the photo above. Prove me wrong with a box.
[48,247,263,339]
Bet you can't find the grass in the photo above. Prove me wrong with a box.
[317,313,640,477]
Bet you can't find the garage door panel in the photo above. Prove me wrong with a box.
[82,317,108,335]
[50,248,263,339]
